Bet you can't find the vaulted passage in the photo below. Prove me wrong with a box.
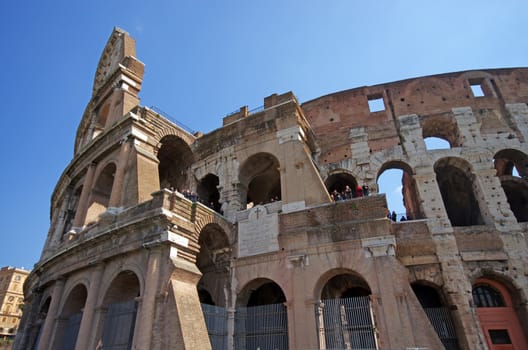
[377,161,423,221]
[197,173,221,213]
[235,279,288,350]
[53,285,87,350]
[85,163,116,224]
[411,283,459,349]
[317,273,377,350]
[239,153,281,207]
[158,135,194,191]
[97,271,140,350]
[494,149,528,222]
[325,172,360,200]
[435,158,484,226]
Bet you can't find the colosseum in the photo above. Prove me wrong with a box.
[14,27,528,350]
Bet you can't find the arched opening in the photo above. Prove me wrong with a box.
[434,158,484,227]
[325,172,360,201]
[494,149,528,178]
[411,283,460,349]
[197,174,221,213]
[85,163,116,224]
[377,161,423,222]
[98,271,140,350]
[62,186,82,238]
[92,103,110,139]
[239,153,281,208]
[236,279,288,349]
[424,136,451,150]
[499,179,528,222]
[494,149,528,223]
[157,135,194,191]
[472,278,527,349]
[53,285,87,350]
[317,273,377,350]
[421,115,459,148]
[30,297,52,350]
[198,289,215,306]
[197,223,230,349]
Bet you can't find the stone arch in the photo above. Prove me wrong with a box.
[92,102,111,138]
[434,157,484,226]
[29,296,52,350]
[62,185,83,238]
[410,281,461,349]
[376,160,423,220]
[154,126,196,149]
[197,173,221,213]
[196,223,231,308]
[236,278,289,349]
[96,270,141,350]
[498,178,528,222]
[85,162,117,224]
[157,135,195,191]
[494,148,528,177]
[239,152,281,208]
[325,170,359,200]
[319,272,371,300]
[494,149,528,222]
[315,269,377,349]
[237,278,287,307]
[472,276,528,349]
[421,113,460,148]
[53,284,88,350]
[410,281,445,307]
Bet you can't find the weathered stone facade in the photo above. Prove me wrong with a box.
[15,28,528,350]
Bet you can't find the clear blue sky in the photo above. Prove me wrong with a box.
[1,1,526,270]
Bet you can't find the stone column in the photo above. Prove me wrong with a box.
[71,163,97,230]
[108,137,132,209]
[506,103,528,143]
[74,263,105,350]
[287,254,318,349]
[132,245,161,349]
[36,278,65,350]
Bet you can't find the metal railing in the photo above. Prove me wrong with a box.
[201,304,228,350]
[315,296,378,350]
[148,106,196,134]
[423,307,459,350]
[235,303,289,350]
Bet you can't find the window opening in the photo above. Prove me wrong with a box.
[468,78,487,97]
[472,285,505,308]
[368,95,385,112]
[424,137,451,150]
[378,169,404,220]
[489,330,512,344]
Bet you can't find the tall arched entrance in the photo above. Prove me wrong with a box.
[434,157,484,226]
[239,153,281,208]
[472,278,527,349]
[97,271,140,350]
[411,283,460,349]
[52,285,87,350]
[316,272,378,350]
[236,279,288,350]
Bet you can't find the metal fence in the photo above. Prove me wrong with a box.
[423,307,459,350]
[202,304,229,350]
[101,300,138,350]
[201,303,288,350]
[60,312,82,350]
[315,296,377,350]
[235,303,288,350]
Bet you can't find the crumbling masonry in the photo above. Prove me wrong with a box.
[15,28,528,350]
